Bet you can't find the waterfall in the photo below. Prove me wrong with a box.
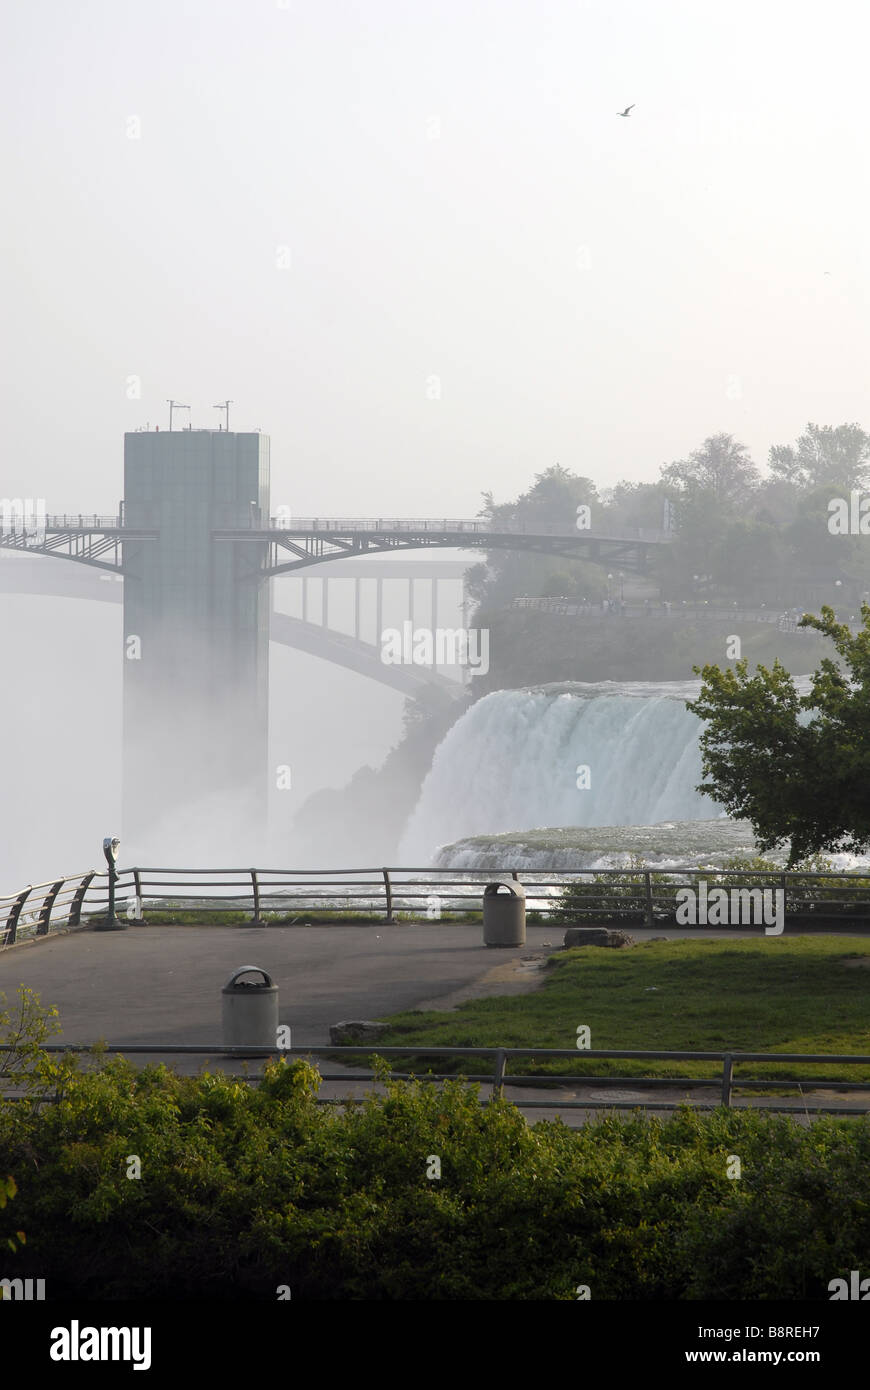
[399,680,719,864]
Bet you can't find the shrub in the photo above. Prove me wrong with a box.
[2,1048,870,1299]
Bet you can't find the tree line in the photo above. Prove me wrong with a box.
[467,422,870,611]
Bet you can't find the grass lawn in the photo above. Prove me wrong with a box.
[347,936,870,1089]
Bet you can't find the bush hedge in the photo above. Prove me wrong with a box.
[2,1050,870,1299]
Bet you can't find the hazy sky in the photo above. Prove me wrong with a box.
[2,0,868,518]
[2,0,869,888]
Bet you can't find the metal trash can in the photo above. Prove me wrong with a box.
[221,965,279,1056]
[482,881,526,947]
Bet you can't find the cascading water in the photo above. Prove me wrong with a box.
[399,680,721,864]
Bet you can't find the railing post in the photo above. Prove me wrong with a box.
[644,871,654,927]
[383,868,394,923]
[3,887,32,947]
[250,869,264,926]
[492,1047,506,1100]
[69,870,96,926]
[132,867,144,922]
[721,1053,733,1108]
[781,872,787,922]
[37,880,64,935]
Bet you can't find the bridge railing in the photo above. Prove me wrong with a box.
[268,518,670,540]
[1,516,671,542]
[35,516,123,530]
[3,864,870,945]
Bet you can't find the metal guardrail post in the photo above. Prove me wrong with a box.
[3,888,32,946]
[721,1054,733,1108]
[383,869,394,923]
[493,1047,506,1098]
[644,871,654,927]
[69,870,96,926]
[132,868,143,921]
[37,880,64,935]
[250,869,264,926]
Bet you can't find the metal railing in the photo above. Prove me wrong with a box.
[9,515,124,531]
[269,518,670,540]
[3,864,870,947]
[0,515,672,542]
[2,1042,869,1113]
[512,597,852,630]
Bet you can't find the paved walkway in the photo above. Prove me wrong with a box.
[1,922,565,1049]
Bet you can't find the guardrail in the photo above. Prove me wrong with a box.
[3,864,870,947]
[2,1043,869,1113]
[512,597,853,630]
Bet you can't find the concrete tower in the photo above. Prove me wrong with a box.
[121,429,270,851]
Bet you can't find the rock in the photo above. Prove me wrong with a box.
[563,927,635,949]
[329,1019,391,1045]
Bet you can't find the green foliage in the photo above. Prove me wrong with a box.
[688,605,870,862]
[3,1049,870,1299]
[0,1173,25,1263]
[0,985,63,1098]
[0,986,60,1267]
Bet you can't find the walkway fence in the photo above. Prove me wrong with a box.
[512,597,858,630]
[3,864,870,947]
[2,1042,869,1114]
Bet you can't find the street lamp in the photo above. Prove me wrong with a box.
[96,836,126,931]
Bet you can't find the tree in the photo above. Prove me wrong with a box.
[478,464,599,530]
[468,465,601,610]
[660,433,760,511]
[708,518,784,602]
[768,423,870,493]
[600,480,671,532]
[686,606,870,863]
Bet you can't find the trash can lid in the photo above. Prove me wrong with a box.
[483,881,526,898]
[222,965,275,991]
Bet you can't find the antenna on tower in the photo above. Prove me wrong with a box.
[213,400,233,432]
[167,400,190,431]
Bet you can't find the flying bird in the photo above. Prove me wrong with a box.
[617,104,635,117]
